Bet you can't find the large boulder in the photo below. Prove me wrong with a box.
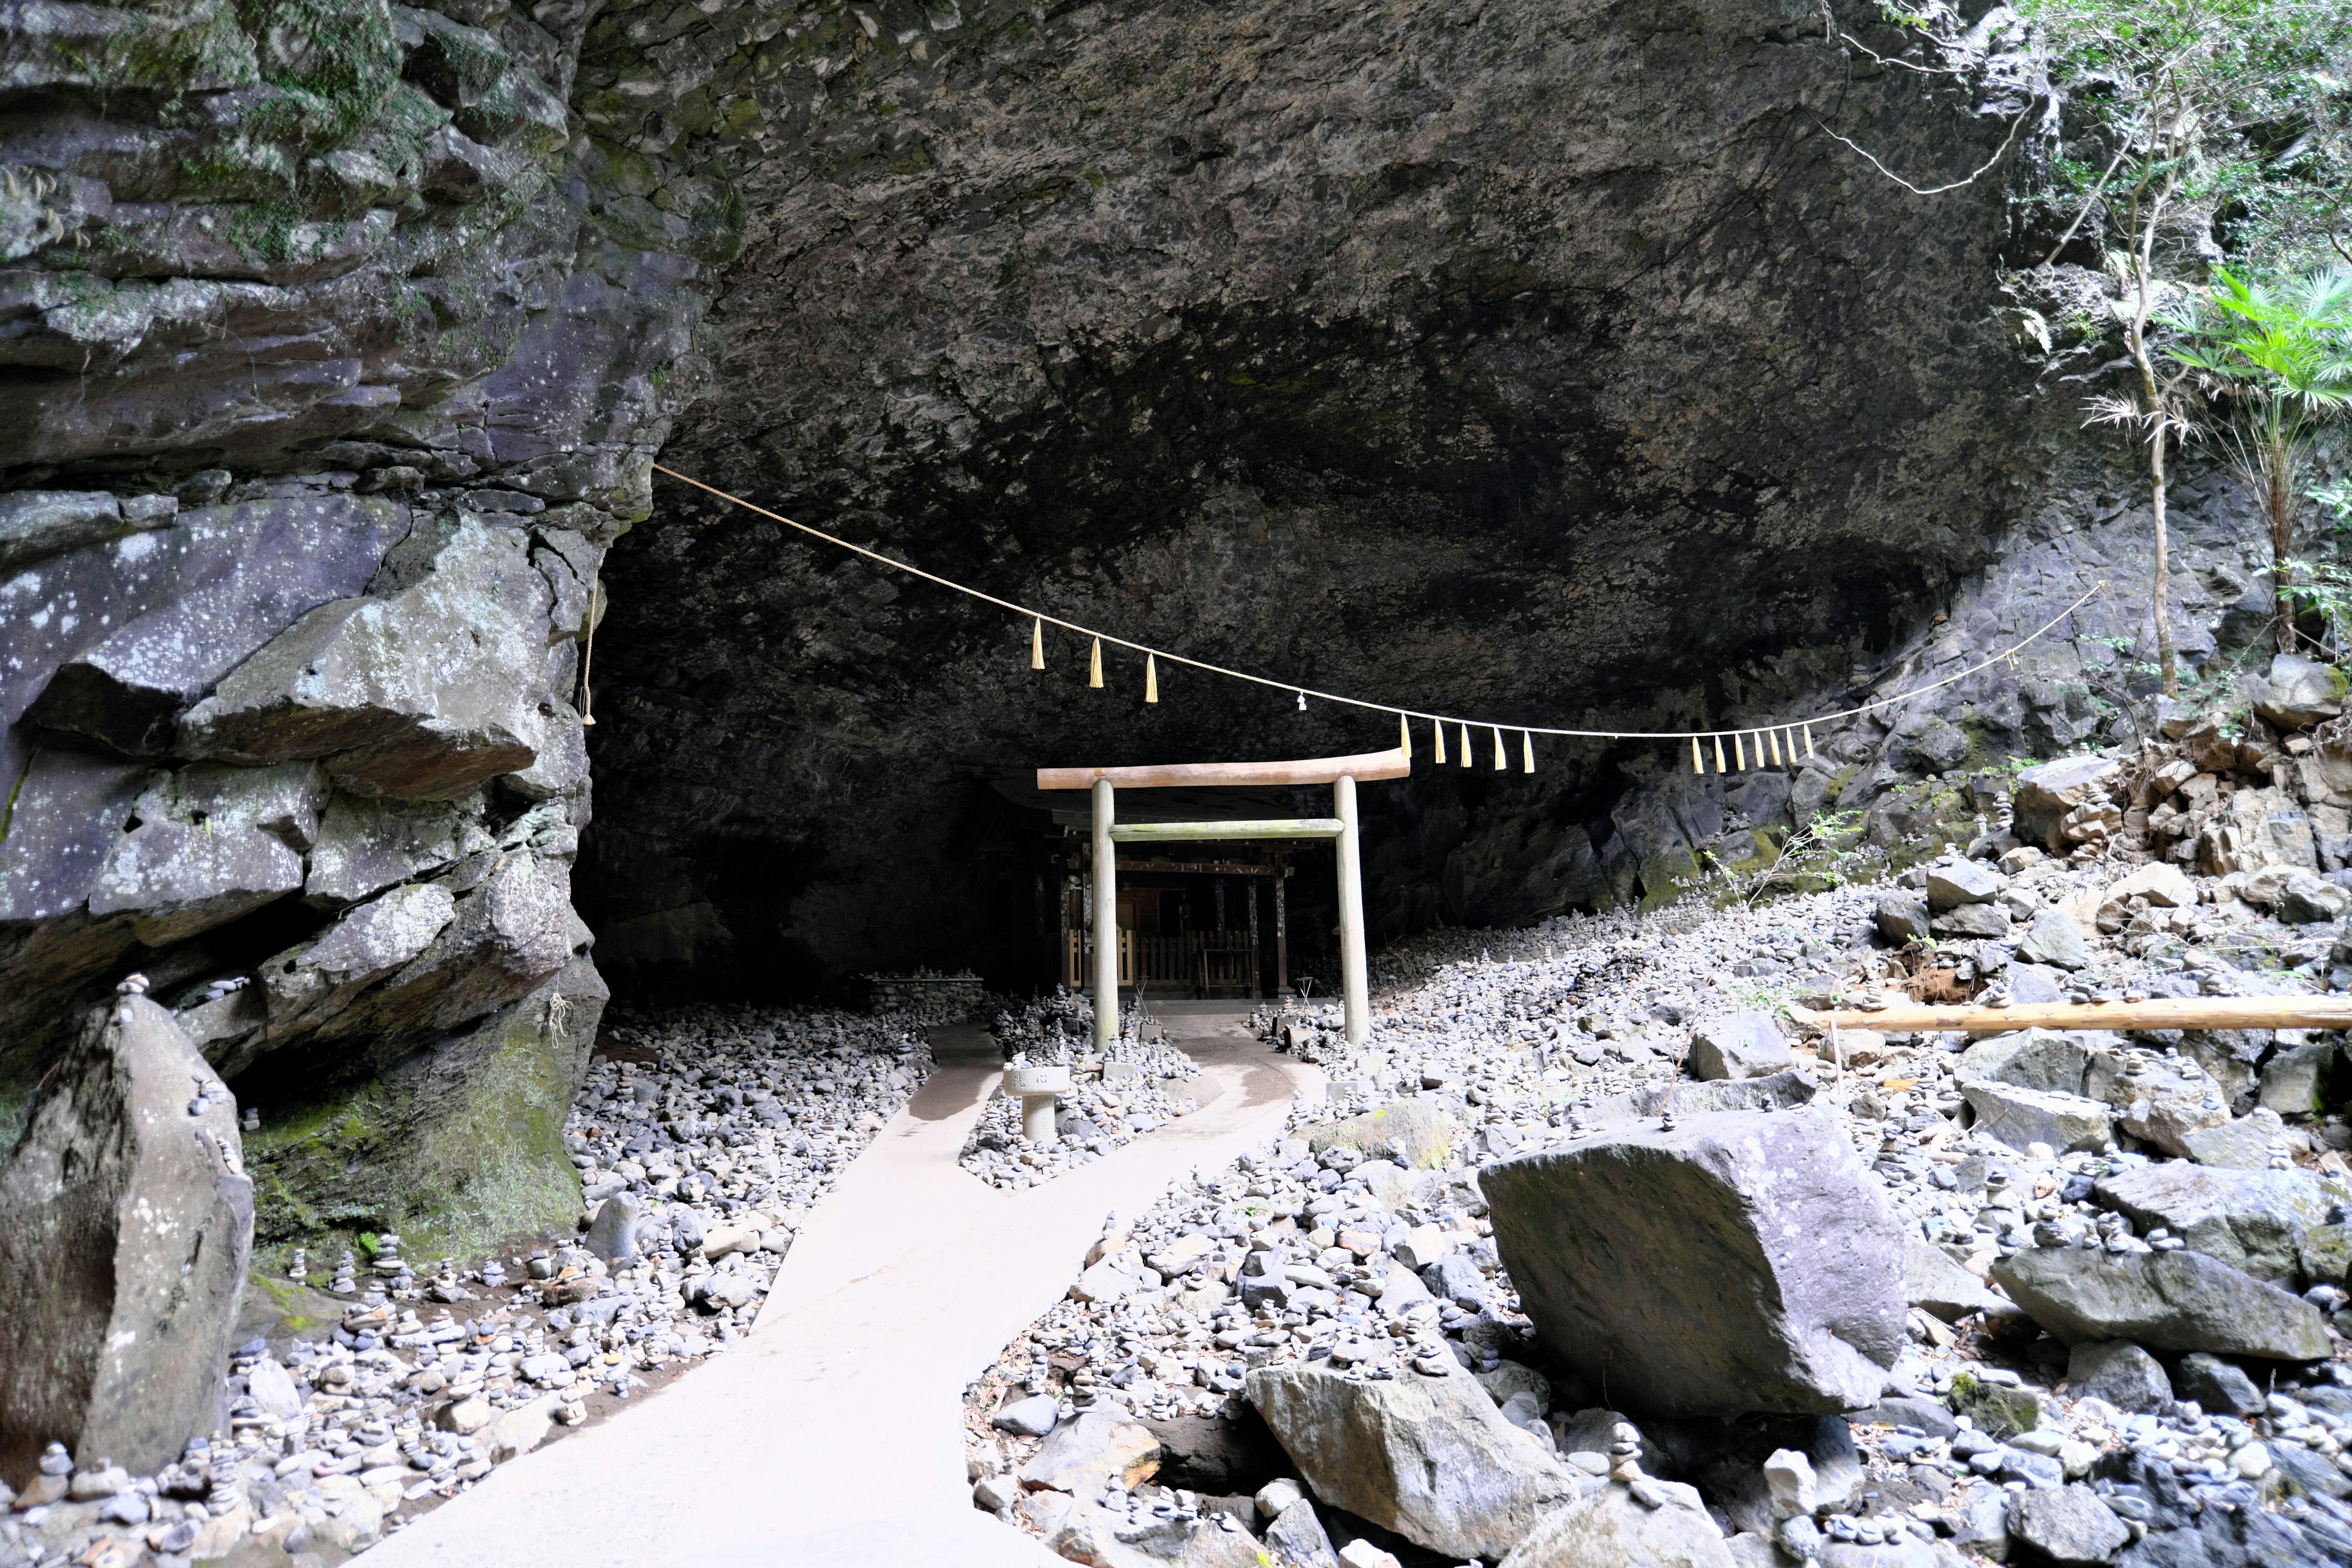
[2249,652,2347,732]
[1962,1082,2112,1154]
[1954,1030,2090,1095]
[1687,1012,1793,1082]
[1991,1245,2328,1360]
[2081,1054,2229,1156]
[1482,1107,1905,1418]
[1020,1406,1162,1494]
[1246,1364,1580,1559]
[0,994,252,1480]
[1497,1479,1734,1568]
[2064,1342,2172,1413]
[2091,1163,2341,1286]
[1925,859,2002,911]
[1905,1238,1996,1321]
[2014,908,2093,970]
[1305,1100,1457,1169]
[2013,757,2121,853]
[2008,1483,2131,1566]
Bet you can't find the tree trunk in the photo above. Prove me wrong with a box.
[2152,427,2177,695]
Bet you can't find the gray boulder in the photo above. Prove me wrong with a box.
[1932,902,2011,940]
[992,1393,1061,1438]
[1962,1082,2112,1153]
[1305,1100,1457,1170]
[2172,1352,2264,1418]
[0,995,252,1474]
[2064,1342,2171,1412]
[2180,1107,2289,1170]
[1904,1238,1996,1321]
[1483,1107,1906,1418]
[1246,1363,1579,1559]
[2081,1052,2228,1156]
[2250,652,2346,731]
[1991,1245,2328,1360]
[2013,757,2121,852]
[1496,1479,1733,1568]
[1874,892,1929,946]
[1955,1030,2090,1095]
[1020,1406,1162,1494]
[2092,1162,2340,1285]
[0,489,163,574]
[2259,1041,2335,1117]
[2015,908,2093,970]
[2007,1483,2129,1566]
[1687,1012,1793,1082]
[1925,859,2002,911]
[1264,1497,1341,1567]
[583,1191,643,1264]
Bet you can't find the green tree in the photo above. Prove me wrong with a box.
[2019,0,2352,693]
[2166,266,2352,652]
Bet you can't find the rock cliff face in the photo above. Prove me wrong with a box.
[574,0,2073,992]
[0,0,715,1252]
[0,0,2283,1250]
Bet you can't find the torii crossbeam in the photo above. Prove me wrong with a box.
[1038,747,1411,1049]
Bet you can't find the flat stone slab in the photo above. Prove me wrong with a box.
[1991,1245,2328,1360]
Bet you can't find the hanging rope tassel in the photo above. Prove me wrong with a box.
[1492,726,1507,770]
[1031,617,1046,669]
[1713,735,1726,774]
[1522,730,1536,774]
[1145,654,1158,704]
[1399,712,1412,758]
[1691,736,1703,775]
[1458,723,1472,767]
[577,576,600,726]
[1802,723,1815,759]
[1434,721,1448,764]
[1733,733,1747,771]
[1090,638,1103,688]
[1767,727,1783,767]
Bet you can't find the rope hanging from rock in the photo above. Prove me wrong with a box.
[577,576,600,727]
[647,464,2101,767]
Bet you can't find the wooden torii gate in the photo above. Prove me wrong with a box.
[1038,747,1412,1050]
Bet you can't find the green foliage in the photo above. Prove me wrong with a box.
[2168,265,2352,648]
[2018,0,2352,272]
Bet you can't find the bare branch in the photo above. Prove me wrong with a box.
[2037,145,2132,268]
[1838,32,1972,77]
[1816,99,2038,197]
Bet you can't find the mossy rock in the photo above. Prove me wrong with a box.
[243,958,603,1261]
[1305,1100,1457,1170]
[1950,1371,2038,1439]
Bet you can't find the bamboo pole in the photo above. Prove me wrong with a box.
[1787,995,2352,1036]
[1093,779,1117,1052]
[1335,774,1370,1046]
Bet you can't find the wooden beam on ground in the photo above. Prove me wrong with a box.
[1787,995,2352,1036]
[1038,747,1411,791]
[1110,818,1344,842]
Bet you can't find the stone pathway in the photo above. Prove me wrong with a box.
[360,1008,1317,1568]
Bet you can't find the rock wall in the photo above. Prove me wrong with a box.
[0,0,2290,1248]
[0,0,720,1254]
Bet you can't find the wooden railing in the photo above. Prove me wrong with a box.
[1062,931,1263,996]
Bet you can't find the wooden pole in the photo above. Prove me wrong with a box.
[1093,778,1117,1052]
[1247,877,1261,1000]
[1275,864,1289,996]
[1788,995,2352,1036]
[1039,747,1409,791]
[1335,774,1370,1046]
